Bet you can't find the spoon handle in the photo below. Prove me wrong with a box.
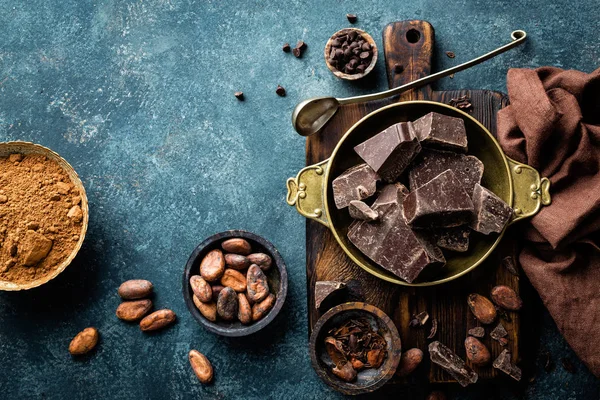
[337,30,527,105]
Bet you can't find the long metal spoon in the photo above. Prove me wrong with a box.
[292,30,527,137]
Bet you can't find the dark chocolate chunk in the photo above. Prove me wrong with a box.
[332,164,379,209]
[282,43,291,52]
[468,326,485,338]
[315,281,346,309]
[275,85,286,97]
[470,183,513,234]
[348,183,445,283]
[429,226,470,252]
[490,323,508,342]
[354,122,421,183]
[449,95,473,112]
[501,256,520,276]
[493,350,522,381]
[412,112,468,152]
[429,341,478,387]
[408,149,484,197]
[403,170,474,228]
[348,200,379,221]
[234,91,244,101]
[346,13,357,23]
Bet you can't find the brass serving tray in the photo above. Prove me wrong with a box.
[286,101,550,287]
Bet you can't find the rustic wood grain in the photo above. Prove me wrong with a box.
[305,20,520,383]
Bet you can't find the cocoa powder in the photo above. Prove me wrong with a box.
[0,153,84,284]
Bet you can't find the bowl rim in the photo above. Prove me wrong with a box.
[323,101,513,287]
[309,301,402,395]
[182,229,288,337]
[324,28,378,81]
[0,141,89,291]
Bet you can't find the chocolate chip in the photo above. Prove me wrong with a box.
[296,40,307,51]
[346,13,357,23]
[275,85,286,97]
[282,43,291,53]
[394,63,404,73]
[446,51,456,58]
[234,91,244,101]
[292,47,302,58]
[359,51,371,60]
[356,64,366,73]
[361,42,371,51]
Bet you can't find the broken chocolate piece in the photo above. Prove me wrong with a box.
[403,170,474,228]
[501,256,520,277]
[348,183,445,283]
[332,164,379,209]
[348,200,378,221]
[412,112,468,152]
[315,281,346,309]
[490,323,508,343]
[408,149,484,197]
[354,122,421,183]
[430,226,470,252]
[429,341,478,387]
[493,350,522,381]
[409,311,430,327]
[470,183,513,234]
[468,326,485,338]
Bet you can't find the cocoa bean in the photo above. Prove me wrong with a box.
[246,264,270,302]
[491,285,523,311]
[189,350,214,384]
[247,253,272,271]
[426,391,447,400]
[220,269,247,292]
[118,279,153,300]
[467,293,497,324]
[140,309,176,331]
[189,275,212,303]
[396,348,423,377]
[216,287,238,321]
[224,253,250,270]
[200,249,225,282]
[221,238,252,255]
[237,293,252,324]
[211,285,225,302]
[116,299,153,321]
[193,295,217,322]
[464,336,491,366]
[251,293,275,321]
[69,327,99,355]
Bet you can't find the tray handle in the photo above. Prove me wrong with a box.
[286,159,330,228]
[508,157,551,224]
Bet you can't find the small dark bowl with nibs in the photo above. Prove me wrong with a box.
[324,28,378,81]
[182,230,288,337]
[309,302,402,395]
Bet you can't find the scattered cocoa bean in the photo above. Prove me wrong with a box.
[190,275,212,303]
[224,254,250,270]
[237,293,252,324]
[396,348,423,377]
[221,238,251,255]
[246,264,270,302]
[69,327,99,355]
[189,350,214,384]
[211,285,225,302]
[467,293,497,324]
[193,295,217,322]
[464,336,491,366]
[468,326,485,338]
[251,293,275,321]
[116,299,153,321]
[118,279,153,300]
[216,287,238,321]
[200,249,225,282]
[247,253,272,271]
[490,285,523,311]
[220,269,247,292]
[140,309,176,331]
[426,391,447,400]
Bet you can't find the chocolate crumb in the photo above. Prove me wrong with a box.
[282,43,291,53]
[501,256,520,276]
[446,51,455,58]
[234,91,244,101]
[468,326,485,338]
[449,95,473,112]
[346,14,357,23]
[275,85,286,97]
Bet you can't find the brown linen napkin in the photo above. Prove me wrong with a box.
[497,66,600,377]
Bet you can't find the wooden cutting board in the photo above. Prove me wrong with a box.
[305,20,520,383]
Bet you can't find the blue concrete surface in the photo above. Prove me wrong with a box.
[0,1,598,399]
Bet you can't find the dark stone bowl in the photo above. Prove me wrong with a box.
[182,230,287,337]
[309,302,402,395]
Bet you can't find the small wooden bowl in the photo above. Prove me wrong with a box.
[0,142,89,291]
[309,302,401,395]
[324,28,378,81]
[182,230,288,337]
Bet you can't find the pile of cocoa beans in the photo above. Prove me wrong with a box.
[190,237,276,324]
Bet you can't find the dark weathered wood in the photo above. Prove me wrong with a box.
[305,20,519,383]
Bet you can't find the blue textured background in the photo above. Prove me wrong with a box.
[0,1,598,399]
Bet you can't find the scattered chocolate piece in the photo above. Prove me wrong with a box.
[282,43,291,52]
[446,51,455,58]
[348,200,379,221]
[296,40,307,51]
[429,341,478,387]
[314,281,346,309]
[234,91,244,101]
[449,95,473,112]
[409,311,430,327]
[468,326,485,338]
[470,184,513,234]
[275,85,286,97]
[490,323,508,342]
[354,122,421,182]
[498,337,509,346]
[501,256,520,277]
[428,318,438,339]
[393,63,404,73]
[403,170,474,228]
[292,41,307,58]
[412,112,468,152]
[332,163,379,209]
[561,358,576,373]
[493,350,522,381]
[346,13,357,23]
[428,226,471,252]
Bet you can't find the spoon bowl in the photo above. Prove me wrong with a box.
[292,96,340,137]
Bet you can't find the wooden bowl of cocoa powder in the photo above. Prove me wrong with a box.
[0,142,88,291]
